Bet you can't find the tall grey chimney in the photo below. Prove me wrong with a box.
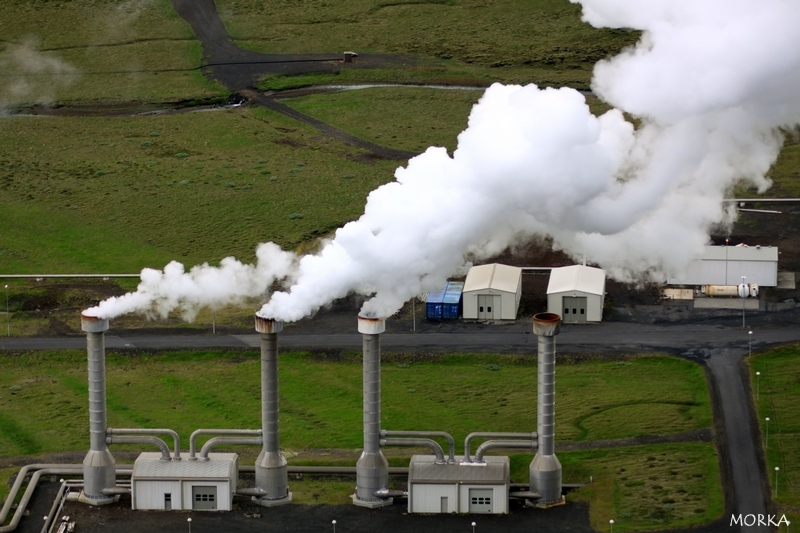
[254,314,292,506]
[354,314,391,507]
[81,313,116,504]
[529,312,563,504]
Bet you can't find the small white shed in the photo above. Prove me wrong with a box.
[408,455,509,514]
[667,245,779,286]
[131,452,238,511]
[463,264,522,321]
[547,265,606,323]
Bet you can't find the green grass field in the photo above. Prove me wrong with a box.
[750,344,800,526]
[0,351,720,529]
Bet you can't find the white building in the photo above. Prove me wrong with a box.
[668,245,779,287]
[462,264,522,321]
[547,265,606,323]
[131,452,238,511]
[407,455,509,514]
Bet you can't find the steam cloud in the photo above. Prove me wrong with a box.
[88,0,800,321]
[0,38,77,112]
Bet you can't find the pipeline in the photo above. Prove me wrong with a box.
[107,428,181,460]
[0,465,133,533]
[106,435,171,462]
[463,432,537,463]
[380,438,446,464]
[198,437,263,461]
[188,429,262,460]
[474,440,538,463]
[381,430,456,463]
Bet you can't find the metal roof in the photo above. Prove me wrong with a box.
[443,282,464,304]
[132,452,237,480]
[463,264,522,294]
[700,245,778,262]
[547,265,606,296]
[409,455,509,484]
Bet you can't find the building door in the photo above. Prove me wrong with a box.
[477,295,501,320]
[192,486,218,510]
[440,496,448,513]
[563,296,588,323]
[164,493,172,510]
[468,488,493,513]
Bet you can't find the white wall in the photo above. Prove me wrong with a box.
[132,480,183,510]
[409,483,458,513]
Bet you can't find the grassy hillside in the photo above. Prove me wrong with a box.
[0,0,225,105]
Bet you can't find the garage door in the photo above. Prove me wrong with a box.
[468,488,493,513]
[192,486,218,510]
[563,296,587,323]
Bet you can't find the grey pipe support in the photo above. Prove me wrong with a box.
[355,315,390,505]
[188,429,262,460]
[254,316,290,503]
[474,440,538,463]
[106,435,171,461]
[380,438,446,464]
[81,314,115,502]
[463,432,537,463]
[381,430,456,463]
[107,428,181,460]
[198,436,263,461]
[101,487,132,495]
[530,312,563,503]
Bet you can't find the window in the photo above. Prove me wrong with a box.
[564,308,569,314]
[471,497,491,504]
[580,309,585,314]
[194,493,215,502]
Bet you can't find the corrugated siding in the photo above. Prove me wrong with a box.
[409,483,458,513]
[133,480,182,510]
[426,287,446,319]
[669,259,778,286]
[442,282,464,319]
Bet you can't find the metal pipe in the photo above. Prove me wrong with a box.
[355,314,390,506]
[254,314,290,503]
[198,437,262,460]
[0,464,133,533]
[106,435,171,461]
[107,428,181,460]
[474,440,538,463]
[463,432,537,463]
[530,312,563,504]
[80,313,116,503]
[381,430,456,463]
[188,428,262,460]
[380,438,446,464]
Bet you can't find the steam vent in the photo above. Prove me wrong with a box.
[354,314,392,508]
[529,312,564,505]
[80,313,117,505]
[254,314,292,506]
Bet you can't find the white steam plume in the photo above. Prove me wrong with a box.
[89,0,800,322]
[0,38,77,111]
[85,243,296,320]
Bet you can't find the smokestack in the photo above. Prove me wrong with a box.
[529,312,563,504]
[354,314,391,508]
[253,314,292,506]
[80,312,116,504]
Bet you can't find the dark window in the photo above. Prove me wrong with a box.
[487,307,492,313]
[564,308,569,314]
[573,308,577,314]
[580,309,585,314]
[479,307,483,312]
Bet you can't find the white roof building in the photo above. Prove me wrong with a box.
[131,452,238,511]
[463,264,522,321]
[547,265,606,323]
[668,245,779,286]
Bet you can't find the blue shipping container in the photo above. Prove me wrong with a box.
[426,287,447,320]
[442,282,464,319]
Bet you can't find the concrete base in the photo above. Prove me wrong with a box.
[693,297,759,310]
[77,492,119,506]
[351,494,393,508]
[253,492,293,507]
[526,495,566,509]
